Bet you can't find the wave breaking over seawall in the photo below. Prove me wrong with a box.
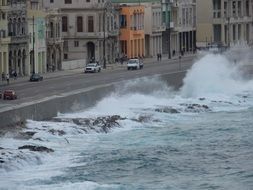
[1,52,253,190]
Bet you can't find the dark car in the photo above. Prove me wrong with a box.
[3,90,17,100]
[30,73,43,82]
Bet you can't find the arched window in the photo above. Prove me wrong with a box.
[8,19,12,36]
[17,18,21,36]
[21,18,26,35]
[13,18,16,36]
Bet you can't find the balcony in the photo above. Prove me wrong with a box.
[108,30,119,37]
[0,37,11,44]
[47,37,63,45]
[67,32,105,39]
[10,35,29,44]
[152,25,166,32]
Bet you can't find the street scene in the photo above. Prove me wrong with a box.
[0,0,253,189]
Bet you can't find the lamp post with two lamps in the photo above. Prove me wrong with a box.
[103,0,112,69]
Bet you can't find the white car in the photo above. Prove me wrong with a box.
[84,63,101,73]
[127,59,143,70]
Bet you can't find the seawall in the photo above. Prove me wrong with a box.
[0,71,186,128]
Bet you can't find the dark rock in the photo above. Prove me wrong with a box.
[18,145,54,153]
[199,98,206,101]
[0,147,4,150]
[155,107,180,114]
[19,131,37,139]
[34,138,43,141]
[48,129,66,136]
[51,115,126,133]
[211,100,232,104]
[180,103,211,113]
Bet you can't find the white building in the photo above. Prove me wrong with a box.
[171,0,196,55]
[144,2,165,58]
[0,0,10,78]
[45,9,63,71]
[196,0,253,48]
[43,0,119,68]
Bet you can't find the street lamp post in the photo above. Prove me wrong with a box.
[103,7,106,69]
[103,1,112,69]
[32,16,35,74]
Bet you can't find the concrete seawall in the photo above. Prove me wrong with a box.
[0,71,186,128]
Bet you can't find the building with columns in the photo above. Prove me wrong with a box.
[196,0,253,48]
[27,0,47,74]
[0,0,10,79]
[170,0,196,56]
[144,2,165,58]
[45,9,63,72]
[43,0,119,68]
[7,0,29,77]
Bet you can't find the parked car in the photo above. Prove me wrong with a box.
[84,63,101,73]
[127,59,143,70]
[30,73,43,82]
[3,90,17,100]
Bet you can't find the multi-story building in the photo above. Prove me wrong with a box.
[43,0,119,68]
[113,0,164,58]
[0,0,10,78]
[161,0,172,57]
[144,1,165,58]
[196,0,253,48]
[118,4,145,59]
[27,0,47,74]
[45,8,63,72]
[170,0,196,55]
[7,0,29,76]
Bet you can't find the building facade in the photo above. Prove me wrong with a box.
[45,8,63,72]
[144,2,165,58]
[27,0,47,74]
[43,0,119,68]
[0,0,10,79]
[7,0,29,77]
[119,5,145,59]
[171,0,196,55]
[196,0,253,48]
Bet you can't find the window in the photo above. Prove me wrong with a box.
[86,0,90,2]
[62,16,68,32]
[74,41,79,47]
[64,54,68,59]
[77,16,83,32]
[50,0,54,3]
[119,15,127,28]
[88,16,94,32]
[65,0,72,4]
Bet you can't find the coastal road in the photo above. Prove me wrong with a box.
[0,56,196,108]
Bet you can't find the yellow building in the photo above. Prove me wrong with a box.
[0,0,10,78]
[119,5,145,59]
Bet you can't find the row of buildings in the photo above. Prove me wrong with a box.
[0,0,253,77]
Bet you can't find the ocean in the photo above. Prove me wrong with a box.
[0,53,253,190]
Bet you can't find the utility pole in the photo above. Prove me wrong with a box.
[32,16,35,74]
[168,22,171,59]
[167,1,171,59]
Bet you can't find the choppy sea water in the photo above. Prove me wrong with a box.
[1,53,253,190]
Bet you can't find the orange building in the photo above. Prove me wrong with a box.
[119,5,145,59]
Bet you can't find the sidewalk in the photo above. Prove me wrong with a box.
[0,53,196,87]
